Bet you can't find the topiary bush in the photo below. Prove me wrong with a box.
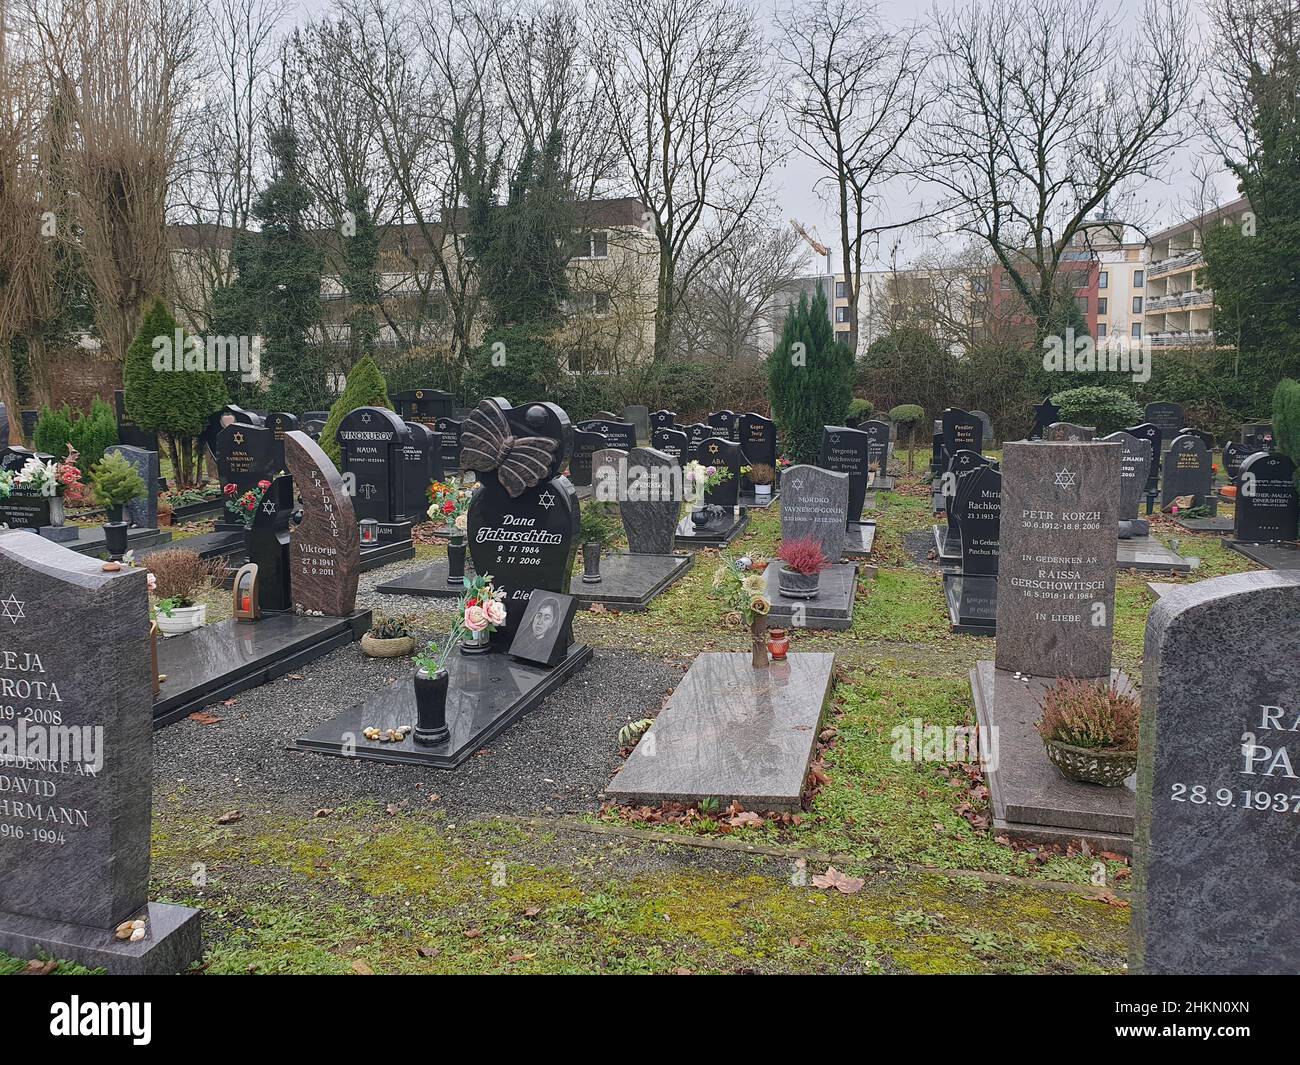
[69,397,119,468]
[889,403,925,474]
[1050,386,1141,435]
[319,355,393,467]
[33,406,75,458]
[846,398,874,427]
[91,450,147,515]
[768,286,854,464]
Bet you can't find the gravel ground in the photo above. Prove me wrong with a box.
[152,635,684,822]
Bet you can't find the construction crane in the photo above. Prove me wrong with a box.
[790,218,833,276]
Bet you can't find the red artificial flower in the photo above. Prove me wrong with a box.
[224,483,238,496]
[257,479,272,490]
[442,500,454,513]
[467,597,478,607]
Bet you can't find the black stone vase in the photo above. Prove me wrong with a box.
[447,534,467,587]
[413,667,450,745]
[581,541,603,584]
[103,520,130,561]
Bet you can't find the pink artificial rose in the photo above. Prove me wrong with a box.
[705,466,717,476]
[464,604,489,632]
[484,600,506,626]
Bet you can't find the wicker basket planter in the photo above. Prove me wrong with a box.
[1043,738,1137,787]
[360,634,416,658]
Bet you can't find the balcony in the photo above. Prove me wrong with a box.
[1147,249,1203,279]
[1148,330,1219,347]
[1145,289,1215,312]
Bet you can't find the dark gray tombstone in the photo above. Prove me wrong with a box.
[860,419,891,476]
[707,409,738,441]
[508,591,579,668]
[1044,422,1095,442]
[0,532,201,973]
[954,465,1002,576]
[697,437,744,509]
[212,423,278,503]
[623,405,651,444]
[818,425,870,528]
[1179,426,1216,453]
[245,473,293,611]
[105,444,159,529]
[620,447,682,554]
[569,429,605,488]
[779,464,850,562]
[681,423,710,463]
[393,388,454,427]
[650,409,677,432]
[995,440,1120,678]
[971,410,994,447]
[738,412,777,470]
[1028,397,1061,441]
[338,406,414,533]
[433,415,462,474]
[591,447,629,500]
[20,410,38,440]
[1241,422,1274,451]
[1123,422,1163,494]
[650,426,687,464]
[1101,432,1152,521]
[1160,433,1213,509]
[940,450,994,553]
[265,412,300,472]
[1133,571,1300,974]
[1234,452,1299,544]
[942,407,983,454]
[1144,402,1185,445]
[576,418,636,450]
[401,421,441,518]
[1222,441,1255,482]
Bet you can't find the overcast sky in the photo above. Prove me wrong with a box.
[287,0,1237,269]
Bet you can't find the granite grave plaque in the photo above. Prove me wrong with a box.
[779,465,849,563]
[285,431,360,616]
[1101,432,1152,521]
[620,447,682,554]
[1160,433,1213,509]
[1234,452,1299,544]
[818,426,870,527]
[104,444,159,530]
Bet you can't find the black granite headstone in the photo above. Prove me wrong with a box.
[623,405,650,443]
[246,474,293,611]
[265,412,300,473]
[681,423,710,463]
[338,406,412,529]
[466,400,579,645]
[1028,397,1061,441]
[696,437,744,509]
[942,407,983,455]
[707,409,738,441]
[1161,434,1213,509]
[860,419,891,475]
[113,390,158,452]
[401,421,441,517]
[1100,432,1152,521]
[650,409,677,432]
[1179,426,1215,454]
[1241,423,1274,451]
[1123,423,1163,493]
[569,429,605,488]
[954,465,1002,577]
[941,450,994,547]
[651,427,687,464]
[1222,441,1255,482]
[576,418,636,451]
[433,415,463,474]
[213,423,278,500]
[1234,453,1299,544]
[393,388,454,427]
[738,412,777,470]
[818,426,870,528]
[1144,402,1184,445]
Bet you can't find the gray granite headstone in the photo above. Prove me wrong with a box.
[971,410,994,446]
[995,441,1120,679]
[105,444,159,529]
[623,405,651,444]
[620,447,682,555]
[1145,401,1185,445]
[590,448,629,503]
[1044,422,1095,442]
[1133,571,1300,974]
[779,464,849,562]
[1161,433,1214,509]
[0,532,200,972]
[1100,432,1151,521]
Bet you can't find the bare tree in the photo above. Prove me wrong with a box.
[33,0,201,362]
[920,0,1197,340]
[678,216,811,361]
[590,0,780,362]
[778,0,932,355]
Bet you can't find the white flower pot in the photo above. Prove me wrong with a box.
[754,484,772,497]
[156,603,207,636]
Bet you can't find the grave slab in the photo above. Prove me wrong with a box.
[154,612,371,727]
[295,644,593,769]
[0,901,201,977]
[944,573,996,635]
[1116,537,1194,573]
[376,557,478,598]
[674,509,750,548]
[762,562,857,631]
[931,524,960,564]
[1173,514,1233,535]
[575,552,693,611]
[63,524,171,557]
[360,538,417,573]
[736,487,778,509]
[971,661,1135,852]
[842,521,876,559]
[1227,540,1300,570]
[605,652,835,811]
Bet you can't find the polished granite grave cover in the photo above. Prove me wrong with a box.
[575,552,693,611]
[944,573,996,634]
[295,644,593,768]
[1116,536,1193,573]
[673,509,750,548]
[1227,540,1300,570]
[64,524,171,556]
[359,538,416,572]
[931,524,960,564]
[154,612,371,727]
[605,652,835,811]
[737,487,778,509]
[1173,514,1233,535]
[970,661,1135,851]
[0,900,201,977]
[376,557,477,599]
[762,563,857,631]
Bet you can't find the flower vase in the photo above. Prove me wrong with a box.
[413,667,450,745]
[750,614,769,669]
[460,628,492,655]
[582,541,603,584]
[447,535,467,587]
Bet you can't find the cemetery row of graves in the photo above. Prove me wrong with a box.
[0,388,1295,975]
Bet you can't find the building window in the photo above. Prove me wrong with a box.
[836,329,851,341]
[1133,269,1144,287]
[1098,271,1108,289]
[835,306,850,323]
[567,292,611,315]
[835,281,846,299]
[1097,297,1108,314]
[1131,323,1142,338]
[1097,323,1107,338]
[1132,295,1143,313]
[1076,295,1089,315]
[575,231,609,259]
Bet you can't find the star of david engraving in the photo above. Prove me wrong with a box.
[233,432,244,445]
[538,491,556,510]
[361,412,373,424]
[1053,467,1078,490]
[0,593,25,625]
[262,500,277,514]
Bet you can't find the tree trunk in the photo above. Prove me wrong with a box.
[0,339,23,446]
[165,433,184,490]
[653,239,674,362]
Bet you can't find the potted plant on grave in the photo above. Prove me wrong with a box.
[579,502,618,584]
[775,537,830,600]
[713,556,773,668]
[361,614,417,658]
[147,548,219,635]
[91,451,147,560]
[1035,679,1141,787]
[458,573,506,654]
[749,462,776,499]
[411,621,466,746]
[683,460,733,526]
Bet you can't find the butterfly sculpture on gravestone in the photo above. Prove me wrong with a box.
[460,399,560,497]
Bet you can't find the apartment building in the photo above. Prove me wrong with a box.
[1143,196,1250,348]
